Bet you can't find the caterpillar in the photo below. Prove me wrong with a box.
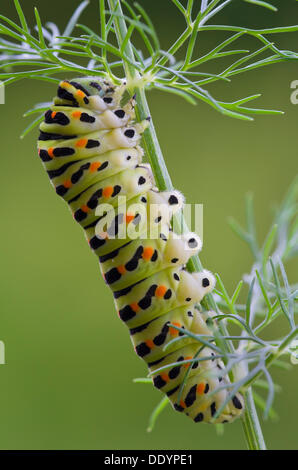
[37,77,244,424]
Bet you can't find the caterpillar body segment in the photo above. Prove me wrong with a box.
[86,190,184,257]
[37,77,244,424]
[45,148,144,202]
[40,105,132,136]
[100,231,202,291]
[131,306,215,364]
[38,125,148,163]
[166,357,244,424]
[115,266,215,328]
[130,305,199,362]
[68,166,153,227]
[53,78,119,110]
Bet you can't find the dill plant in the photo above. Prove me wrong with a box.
[0,0,297,450]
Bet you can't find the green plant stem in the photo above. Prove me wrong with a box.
[108,0,266,451]
[242,388,266,450]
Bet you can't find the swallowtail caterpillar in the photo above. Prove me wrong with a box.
[37,77,244,424]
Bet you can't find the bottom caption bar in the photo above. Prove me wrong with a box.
[104,452,193,466]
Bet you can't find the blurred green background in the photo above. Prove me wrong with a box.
[0,0,297,450]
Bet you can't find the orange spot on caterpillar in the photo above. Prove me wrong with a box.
[81,205,90,213]
[197,383,205,395]
[117,265,126,275]
[180,400,186,409]
[38,149,40,155]
[63,180,72,188]
[125,213,134,224]
[76,138,88,148]
[184,356,192,368]
[76,89,85,98]
[130,303,140,313]
[48,147,54,158]
[145,339,154,349]
[142,247,154,261]
[102,186,114,198]
[90,162,101,172]
[160,373,169,383]
[51,111,56,119]
[169,322,181,337]
[72,111,82,119]
[61,81,71,89]
[155,285,167,298]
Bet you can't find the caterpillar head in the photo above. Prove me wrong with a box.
[72,77,116,96]
[54,78,121,111]
[176,270,215,304]
[163,232,202,266]
[69,77,135,116]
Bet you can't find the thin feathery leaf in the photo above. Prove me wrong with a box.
[63,0,90,37]
[20,113,44,139]
[147,396,169,432]
[244,0,278,12]
[13,0,29,34]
